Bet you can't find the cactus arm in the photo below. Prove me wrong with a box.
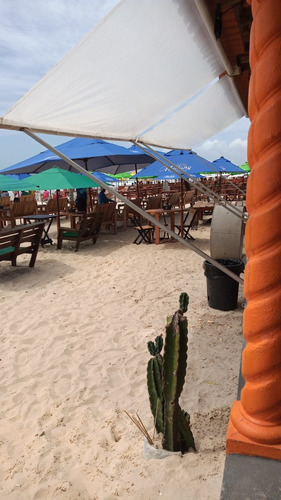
[147,355,164,433]
[179,292,189,313]
[147,335,163,356]
[155,335,163,354]
[178,409,196,452]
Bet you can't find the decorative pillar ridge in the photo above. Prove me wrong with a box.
[226,0,281,461]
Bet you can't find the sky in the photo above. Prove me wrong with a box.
[0,0,250,171]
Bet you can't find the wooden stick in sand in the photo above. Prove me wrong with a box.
[125,411,154,445]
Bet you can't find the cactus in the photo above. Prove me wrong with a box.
[147,335,164,433]
[147,293,196,453]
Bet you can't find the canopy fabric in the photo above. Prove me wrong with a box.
[23,167,101,190]
[132,150,215,179]
[212,156,244,173]
[0,138,153,175]
[0,0,245,150]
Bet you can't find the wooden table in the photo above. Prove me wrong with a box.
[22,214,57,247]
[146,208,189,245]
[192,202,214,221]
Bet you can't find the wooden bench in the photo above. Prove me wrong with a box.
[57,212,103,252]
[0,222,45,267]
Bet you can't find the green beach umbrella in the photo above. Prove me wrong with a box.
[24,166,101,190]
[24,167,102,229]
[0,174,38,192]
[113,172,135,179]
[239,161,250,172]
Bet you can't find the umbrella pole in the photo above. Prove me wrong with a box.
[180,179,184,238]
[89,188,94,212]
[135,166,140,198]
[56,189,61,232]
[218,173,222,195]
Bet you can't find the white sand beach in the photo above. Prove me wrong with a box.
[0,221,245,499]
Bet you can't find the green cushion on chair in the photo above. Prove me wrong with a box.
[0,246,15,255]
[63,231,78,237]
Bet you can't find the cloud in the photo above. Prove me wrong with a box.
[229,138,247,150]
[194,119,249,166]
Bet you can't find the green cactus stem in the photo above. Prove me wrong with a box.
[179,292,189,313]
[147,335,163,357]
[147,336,164,433]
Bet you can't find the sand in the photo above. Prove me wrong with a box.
[0,220,245,499]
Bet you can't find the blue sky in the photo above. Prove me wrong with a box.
[0,0,250,171]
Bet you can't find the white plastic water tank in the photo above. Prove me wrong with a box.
[210,204,244,259]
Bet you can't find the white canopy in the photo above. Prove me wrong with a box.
[0,0,245,149]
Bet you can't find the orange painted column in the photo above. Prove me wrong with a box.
[226,0,281,460]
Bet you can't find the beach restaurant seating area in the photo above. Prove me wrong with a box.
[0,175,248,251]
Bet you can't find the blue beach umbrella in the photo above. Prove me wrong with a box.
[6,173,30,180]
[90,171,117,183]
[0,138,154,176]
[131,150,214,179]
[155,171,203,180]
[211,156,244,173]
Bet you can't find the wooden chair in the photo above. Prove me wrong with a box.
[167,191,181,208]
[20,194,36,202]
[175,209,198,240]
[0,196,11,208]
[57,212,103,252]
[95,202,117,234]
[44,198,69,214]
[0,222,44,267]
[144,195,162,210]
[0,200,37,227]
[115,198,143,230]
[130,214,154,245]
[183,190,195,206]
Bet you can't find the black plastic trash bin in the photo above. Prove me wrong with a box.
[203,259,244,311]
